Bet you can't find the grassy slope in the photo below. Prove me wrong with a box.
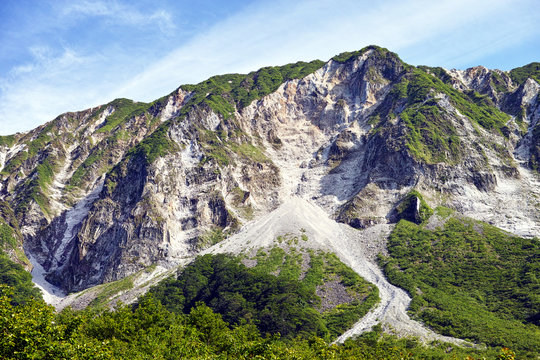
[509,62,540,86]
[374,67,511,165]
[379,210,540,357]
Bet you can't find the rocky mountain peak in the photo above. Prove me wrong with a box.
[0,46,539,294]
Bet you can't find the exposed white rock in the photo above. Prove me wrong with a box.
[50,179,105,270]
[521,78,540,107]
[160,96,177,122]
[514,80,540,161]
[0,143,25,173]
[28,253,66,307]
[48,144,77,214]
[159,89,193,122]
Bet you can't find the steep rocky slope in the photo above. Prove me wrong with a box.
[0,46,539,300]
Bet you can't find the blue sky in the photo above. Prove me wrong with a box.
[0,0,539,135]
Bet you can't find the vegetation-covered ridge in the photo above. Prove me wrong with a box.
[379,209,540,358]
[509,62,540,86]
[180,59,325,116]
[2,121,65,218]
[0,96,165,219]
[371,66,513,164]
[112,55,327,170]
[0,284,515,360]
[331,45,404,64]
[143,244,379,342]
[66,97,165,190]
[394,190,434,224]
[0,201,28,266]
[3,44,534,195]
[120,46,408,167]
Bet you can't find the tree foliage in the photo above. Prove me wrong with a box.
[380,214,540,357]
[0,283,513,359]
[0,252,42,305]
[144,253,329,339]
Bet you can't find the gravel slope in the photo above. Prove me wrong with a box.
[204,197,471,346]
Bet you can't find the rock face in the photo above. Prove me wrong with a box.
[1,45,539,292]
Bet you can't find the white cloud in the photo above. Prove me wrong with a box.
[113,0,533,102]
[61,1,112,17]
[149,10,175,34]
[61,0,176,34]
[10,64,36,76]
[0,47,110,135]
[0,0,538,135]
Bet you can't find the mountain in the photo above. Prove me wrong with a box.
[0,46,539,349]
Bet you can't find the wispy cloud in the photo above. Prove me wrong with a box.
[0,46,107,134]
[61,0,176,34]
[0,0,538,135]
[0,0,179,134]
[114,0,539,102]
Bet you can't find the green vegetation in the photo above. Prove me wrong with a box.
[96,98,149,133]
[144,253,328,339]
[80,57,321,168]
[0,285,108,359]
[0,119,61,178]
[380,216,540,358]
[489,71,511,93]
[0,135,16,147]
[0,254,42,305]
[375,67,512,164]
[0,204,20,250]
[69,136,134,189]
[26,123,55,157]
[35,158,55,190]
[310,252,379,337]
[229,142,268,163]
[13,176,51,218]
[0,203,28,266]
[87,275,134,310]
[195,227,225,250]
[197,129,234,166]
[0,122,63,216]
[69,146,108,187]
[418,66,453,84]
[11,155,60,217]
[196,128,269,167]
[423,66,509,94]
[125,122,180,165]
[145,248,378,342]
[394,190,433,224]
[0,283,515,359]
[509,62,540,86]
[0,151,27,176]
[70,99,166,188]
[5,127,64,184]
[181,59,324,113]
[399,68,510,132]
[5,97,159,204]
[0,221,18,251]
[67,97,170,190]
[332,45,397,64]
[399,102,462,163]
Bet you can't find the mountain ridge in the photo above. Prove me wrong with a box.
[0,45,538,297]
